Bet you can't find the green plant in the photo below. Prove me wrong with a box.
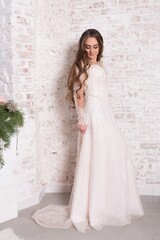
[0,98,24,169]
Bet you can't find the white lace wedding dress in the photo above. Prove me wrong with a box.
[32,63,144,233]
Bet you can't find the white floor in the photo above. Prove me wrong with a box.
[0,193,160,240]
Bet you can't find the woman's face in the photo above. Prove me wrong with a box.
[84,37,99,63]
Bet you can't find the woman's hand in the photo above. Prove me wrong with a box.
[77,124,87,134]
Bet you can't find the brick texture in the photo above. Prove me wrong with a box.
[0,0,13,99]
[12,0,40,200]
[35,0,160,187]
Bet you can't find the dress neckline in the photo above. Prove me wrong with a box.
[89,61,104,70]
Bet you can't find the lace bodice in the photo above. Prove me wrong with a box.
[73,63,108,125]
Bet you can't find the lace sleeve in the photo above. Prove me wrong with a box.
[73,83,87,126]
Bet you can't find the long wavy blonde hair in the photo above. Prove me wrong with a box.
[66,29,104,105]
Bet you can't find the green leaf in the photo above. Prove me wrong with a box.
[0,103,24,169]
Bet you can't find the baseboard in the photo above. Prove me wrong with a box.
[18,186,46,211]
[18,183,160,211]
[45,183,72,193]
[18,183,72,211]
[138,184,160,196]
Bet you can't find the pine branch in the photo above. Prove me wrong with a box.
[0,101,24,169]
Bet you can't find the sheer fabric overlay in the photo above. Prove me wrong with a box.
[32,63,144,233]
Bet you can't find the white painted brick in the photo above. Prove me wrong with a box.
[0,0,12,99]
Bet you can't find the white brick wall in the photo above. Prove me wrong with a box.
[11,0,43,200]
[34,0,74,185]
[35,0,160,187]
[0,0,160,203]
[0,0,13,99]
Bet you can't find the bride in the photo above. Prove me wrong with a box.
[32,29,144,233]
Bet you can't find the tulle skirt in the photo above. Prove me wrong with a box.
[32,98,144,233]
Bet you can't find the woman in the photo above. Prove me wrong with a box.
[32,29,144,233]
